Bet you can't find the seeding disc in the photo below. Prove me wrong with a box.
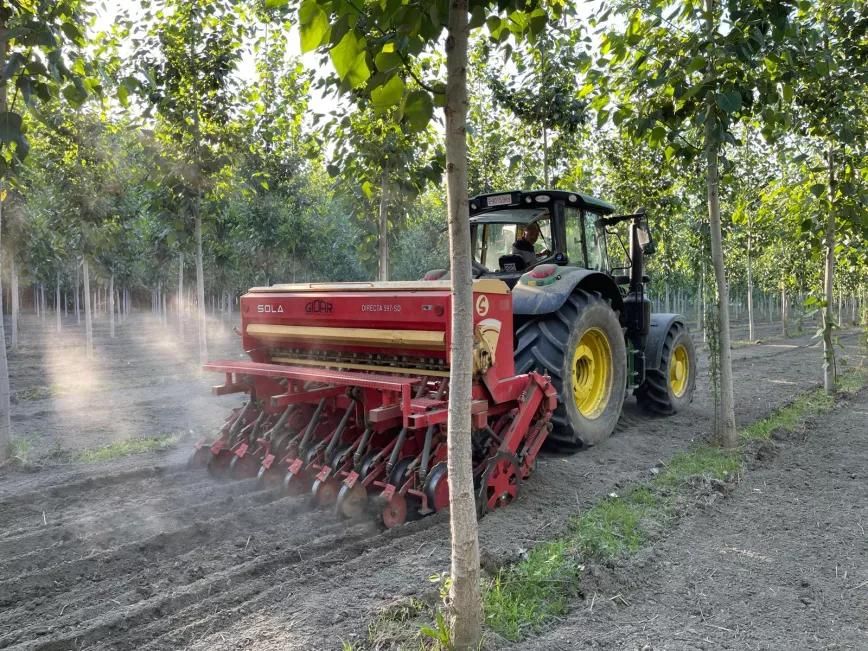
[381,494,407,529]
[207,452,232,479]
[256,465,281,490]
[187,447,211,470]
[311,478,340,507]
[282,469,307,495]
[229,454,260,480]
[423,463,450,512]
[336,483,368,519]
[478,453,520,517]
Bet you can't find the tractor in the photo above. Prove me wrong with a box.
[463,189,696,450]
[191,189,696,526]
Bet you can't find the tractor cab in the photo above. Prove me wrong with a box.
[469,190,615,285]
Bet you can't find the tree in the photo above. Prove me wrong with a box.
[298,0,559,645]
[780,0,868,393]
[0,0,92,459]
[594,0,801,447]
[125,0,248,363]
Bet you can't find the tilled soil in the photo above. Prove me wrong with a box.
[0,313,863,650]
[513,389,868,651]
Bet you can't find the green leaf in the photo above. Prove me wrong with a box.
[299,0,330,53]
[374,50,402,71]
[329,30,370,88]
[0,112,23,143]
[361,180,374,199]
[685,56,705,74]
[62,83,87,107]
[781,83,793,103]
[117,83,129,107]
[715,91,742,114]
[371,74,404,112]
[402,89,433,132]
[265,0,290,7]
[809,183,825,198]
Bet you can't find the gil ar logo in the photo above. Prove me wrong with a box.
[305,299,334,314]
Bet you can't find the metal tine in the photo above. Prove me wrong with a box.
[418,379,450,483]
[297,397,327,455]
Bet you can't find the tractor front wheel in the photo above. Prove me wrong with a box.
[635,322,696,414]
[515,290,627,451]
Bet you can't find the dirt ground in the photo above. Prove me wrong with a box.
[0,312,864,650]
[510,388,868,651]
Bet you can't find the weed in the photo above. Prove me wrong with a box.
[742,389,836,441]
[4,437,35,465]
[654,448,741,487]
[484,538,581,640]
[838,367,868,394]
[75,433,182,463]
[13,386,52,402]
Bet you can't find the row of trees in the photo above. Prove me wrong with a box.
[0,0,865,647]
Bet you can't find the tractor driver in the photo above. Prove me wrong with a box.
[512,222,550,267]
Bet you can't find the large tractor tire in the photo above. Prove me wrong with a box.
[635,321,696,415]
[514,290,627,451]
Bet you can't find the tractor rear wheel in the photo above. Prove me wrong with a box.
[514,290,627,451]
[635,322,696,414]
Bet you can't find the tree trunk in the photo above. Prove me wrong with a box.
[822,145,836,393]
[702,18,737,446]
[378,167,391,282]
[0,183,11,459]
[40,284,46,322]
[746,213,754,342]
[55,272,62,333]
[10,256,18,350]
[178,252,184,336]
[542,124,549,187]
[74,265,80,325]
[444,2,482,648]
[83,259,94,359]
[109,274,115,338]
[780,285,788,338]
[195,214,208,363]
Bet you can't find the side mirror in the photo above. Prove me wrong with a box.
[635,209,655,255]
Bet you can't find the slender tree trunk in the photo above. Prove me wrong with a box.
[74,265,80,324]
[10,256,18,350]
[0,185,11,459]
[55,272,62,333]
[40,284,46,322]
[83,259,93,359]
[444,3,482,648]
[747,214,754,342]
[822,145,836,393]
[378,168,391,282]
[34,286,39,319]
[195,214,208,363]
[781,286,788,337]
[109,274,115,338]
[702,11,737,446]
[178,252,185,336]
[542,124,549,187]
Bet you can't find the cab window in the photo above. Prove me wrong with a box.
[565,207,605,270]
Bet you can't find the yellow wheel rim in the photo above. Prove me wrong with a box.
[670,344,689,398]
[571,327,613,419]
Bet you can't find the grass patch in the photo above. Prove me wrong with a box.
[740,367,868,442]
[838,367,868,394]
[74,433,182,463]
[655,448,741,488]
[413,369,867,645]
[484,538,582,640]
[13,386,53,402]
[4,437,36,465]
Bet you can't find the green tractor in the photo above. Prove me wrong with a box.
[467,189,697,451]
